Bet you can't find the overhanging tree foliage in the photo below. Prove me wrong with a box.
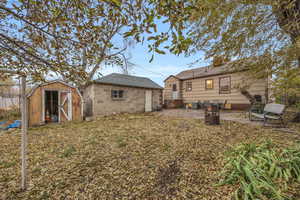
[0,0,160,86]
[1,0,300,91]
[147,0,300,69]
[146,0,300,103]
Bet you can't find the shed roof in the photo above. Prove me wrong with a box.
[93,73,163,89]
[26,80,82,99]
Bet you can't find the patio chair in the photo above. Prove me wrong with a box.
[203,100,210,109]
[249,103,286,127]
[218,100,226,110]
[197,101,203,109]
[249,103,264,115]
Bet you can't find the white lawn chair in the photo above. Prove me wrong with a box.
[249,103,286,127]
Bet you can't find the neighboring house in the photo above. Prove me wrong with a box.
[84,73,163,116]
[164,61,269,110]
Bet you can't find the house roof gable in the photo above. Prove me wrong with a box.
[163,75,180,82]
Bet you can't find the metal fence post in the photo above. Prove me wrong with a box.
[21,75,27,190]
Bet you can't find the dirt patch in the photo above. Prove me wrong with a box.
[154,158,182,197]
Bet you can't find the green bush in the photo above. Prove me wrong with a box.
[295,102,300,110]
[218,141,300,200]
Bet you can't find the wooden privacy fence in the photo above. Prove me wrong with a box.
[0,84,20,110]
[0,83,21,121]
[0,96,19,109]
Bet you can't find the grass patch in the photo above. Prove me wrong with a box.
[0,161,16,169]
[60,145,76,158]
[115,136,127,148]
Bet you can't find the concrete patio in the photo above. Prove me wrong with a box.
[157,109,300,135]
[158,109,262,125]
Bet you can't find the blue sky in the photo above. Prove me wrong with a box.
[101,41,211,87]
[100,19,211,87]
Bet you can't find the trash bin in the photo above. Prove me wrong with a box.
[205,104,220,125]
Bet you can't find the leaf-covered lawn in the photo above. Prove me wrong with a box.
[1,113,300,199]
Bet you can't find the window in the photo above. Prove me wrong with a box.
[205,79,214,90]
[219,76,231,94]
[172,84,177,91]
[111,90,124,99]
[186,82,192,92]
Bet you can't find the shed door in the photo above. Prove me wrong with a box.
[145,90,152,112]
[60,91,72,122]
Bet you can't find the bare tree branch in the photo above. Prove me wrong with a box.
[0,33,55,69]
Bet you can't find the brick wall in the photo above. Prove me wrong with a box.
[84,84,162,116]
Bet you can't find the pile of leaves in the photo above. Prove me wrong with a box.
[218,141,300,200]
[0,113,300,199]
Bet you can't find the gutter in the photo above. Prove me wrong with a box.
[90,81,163,90]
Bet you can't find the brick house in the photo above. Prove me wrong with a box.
[163,61,270,110]
[84,73,163,116]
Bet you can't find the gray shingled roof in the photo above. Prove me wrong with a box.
[94,73,163,89]
[173,60,249,80]
[175,64,232,80]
